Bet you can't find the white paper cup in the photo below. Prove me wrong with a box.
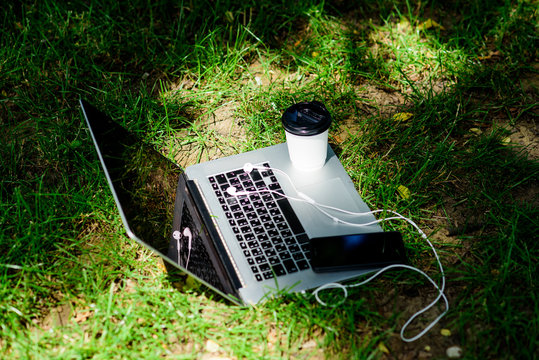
[285,130,329,171]
[282,101,332,171]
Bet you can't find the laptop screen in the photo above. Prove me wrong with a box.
[81,100,240,302]
[81,99,181,256]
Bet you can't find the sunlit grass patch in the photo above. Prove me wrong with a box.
[1,0,537,358]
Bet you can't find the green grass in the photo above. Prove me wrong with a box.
[1,0,537,358]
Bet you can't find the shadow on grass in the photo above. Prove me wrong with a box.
[1,0,537,358]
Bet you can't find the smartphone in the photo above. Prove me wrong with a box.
[309,231,408,273]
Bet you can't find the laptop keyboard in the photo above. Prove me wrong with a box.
[208,163,311,282]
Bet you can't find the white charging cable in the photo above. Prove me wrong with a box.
[227,163,449,342]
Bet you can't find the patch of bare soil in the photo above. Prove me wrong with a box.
[163,60,318,168]
[169,100,247,167]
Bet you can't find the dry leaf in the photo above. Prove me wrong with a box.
[469,128,482,135]
[418,19,445,31]
[501,136,511,145]
[393,112,413,122]
[397,185,411,200]
[378,342,390,354]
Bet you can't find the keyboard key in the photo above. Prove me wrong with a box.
[271,264,286,276]
[261,241,272,249]
[281,229,292,238]
[256,233,269,242]
[253,200,265,209]
[256,208,268,215]
[283,259,298,273]
[277,222,288,231]
[265,249,277,257]
[297,260,310,270]
[251,169,263,182]
[296,234,309,244]
[259,264,271,272]
[271,237,284,245]
[215,174,227,184]
[284,237,296,246]
[279,251,291,260]
[289,244,300,253]
[226,170,240,179]
[263,222,275,230]
[275,244,287,252]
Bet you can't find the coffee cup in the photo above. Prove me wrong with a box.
[282,101,332,171]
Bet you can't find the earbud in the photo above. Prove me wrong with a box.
[243,162,254,173]
[226,187,250,196]
[183,227,192,250]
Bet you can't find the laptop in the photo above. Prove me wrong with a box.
[80,99,383,305]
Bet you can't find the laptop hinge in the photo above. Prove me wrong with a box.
[186,179,245,290]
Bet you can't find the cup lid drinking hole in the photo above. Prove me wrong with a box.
[281,101,332,136]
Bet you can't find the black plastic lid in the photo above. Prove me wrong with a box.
[281,101,332,136]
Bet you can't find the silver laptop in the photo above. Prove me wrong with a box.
[80,99,382,305]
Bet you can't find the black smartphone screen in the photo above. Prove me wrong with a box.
[309,231,408,273]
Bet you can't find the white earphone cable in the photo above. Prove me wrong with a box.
[229,163,448,342]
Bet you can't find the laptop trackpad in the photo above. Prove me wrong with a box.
[294,177,380,237]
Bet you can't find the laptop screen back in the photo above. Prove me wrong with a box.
[81,99,181,256]
[80,100,240,302]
